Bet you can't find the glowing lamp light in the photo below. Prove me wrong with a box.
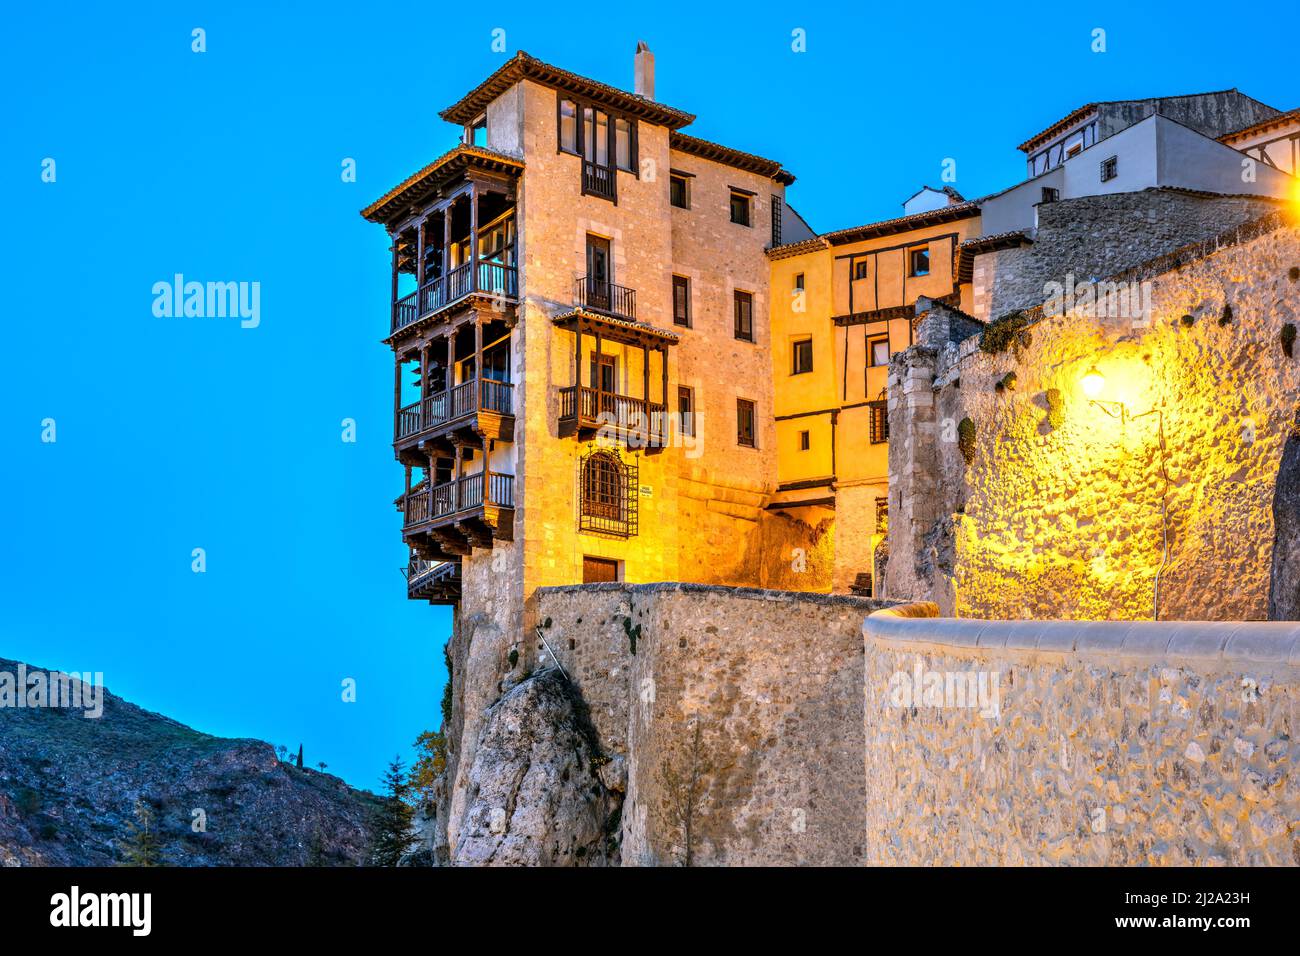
[1080,367,1105,399]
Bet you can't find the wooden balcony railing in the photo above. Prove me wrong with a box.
[405,472,515,526]
[582,160,616,201]
[574,276,636,322]
[395,378,515,442]
[559,385,667,438]
[390,259,519,333]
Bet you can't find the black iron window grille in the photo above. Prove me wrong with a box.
[578,448,639,538]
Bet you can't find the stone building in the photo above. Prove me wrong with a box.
[361,58,1298,861]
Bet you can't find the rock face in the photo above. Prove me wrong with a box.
[1268,414,1300,619]
[0,658,380,866]
[452,668,622,866]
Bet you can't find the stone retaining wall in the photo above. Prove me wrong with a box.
[531,582,893,865]
[863,603,1300,865]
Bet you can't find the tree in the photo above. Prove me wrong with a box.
[276,744,289,762]
[120,799,163,867]
[656,721,715,867]
[317,761,328,773]
[295,744,304,769]
[306,830,327,867]
[368,756,414,866]
[408,730,447,806]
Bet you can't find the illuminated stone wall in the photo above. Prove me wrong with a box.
[863,605,1300,866]
[890,211,1300,621]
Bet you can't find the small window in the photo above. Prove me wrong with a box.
[672,275,691,327]
[558,100,578,153]
[1041,186,1060,204]
[468,116,487,147]
[908,247,930,278]
[670,174,690,209]
[853,260,868,280]
[730,191,751,226]
[869,337,890,367]
[733,290,754,342]
[869,401,889,444]
[737,399,756,448]
[799,430,810,451]
[771,194,783,246]
[1066,141,1083,159]
[794,273,805,291]
[792,338,813,375]
[615,117,635,172]
[678,386,695,437]
[1100,156,1118,182]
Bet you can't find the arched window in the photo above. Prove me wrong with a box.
[579,449,637,537]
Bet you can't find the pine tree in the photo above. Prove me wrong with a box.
[295,744,304,769]
[120,799,163,867]
[368,756,414,866]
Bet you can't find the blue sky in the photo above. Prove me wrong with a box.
[1,2,1292,790]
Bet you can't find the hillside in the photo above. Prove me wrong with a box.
[0,658,381,866]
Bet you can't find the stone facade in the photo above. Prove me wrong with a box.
[888,208,1300,620]
[864,605,1300,865]
[976,188,1282,320]
[531,582,893,864]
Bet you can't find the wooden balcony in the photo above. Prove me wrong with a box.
[394,378,514,461]
[581,161,616,202]
[391,261,519,335]
[574,276,636,322]
[403,557,461,605]
[559,385,668,446]
[402,472,514,554]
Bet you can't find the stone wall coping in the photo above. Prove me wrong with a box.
[864,603,1300,666]
[536,581,895,610]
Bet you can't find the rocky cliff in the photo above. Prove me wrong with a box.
[0,658,380,866]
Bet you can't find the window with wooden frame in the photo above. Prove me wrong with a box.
[1041,186,1060,204]
[799,430,810,451]
[868,400,889,444]
[579,448,638,538]
[771,194,783,246]
[794,272,805,291]
[853,259,868,280]
[733,290,754,342]
[791,337,813,375]
[677,386,695,437]
[729,190,752,226]
[737,399,756,448]
[558,99,578,153]
[670,172,690,208]
[907,246,930,278]
[868,335,890,367]
[1100,155,1118,182]
[672,275,691,327]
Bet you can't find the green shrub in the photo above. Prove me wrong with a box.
[995,372,1017,393]
[1219,304,1233,326]
[979,311,1029,355]
[957,417,977,466]
[1179,314,1195,327]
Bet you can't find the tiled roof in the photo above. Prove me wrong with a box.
[669,131,795,185]
[1017,89,1243,154]
[818,201,982,246]
[440,51,695,130]
[1219,107,1300,143]
[360,145,523,225]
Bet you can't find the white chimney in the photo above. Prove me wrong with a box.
[634,40,655,100]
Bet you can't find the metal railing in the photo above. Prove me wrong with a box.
[574,275,636,321]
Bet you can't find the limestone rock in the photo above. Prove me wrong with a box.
[452,668,621,866]
[1267,414,1300,619]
